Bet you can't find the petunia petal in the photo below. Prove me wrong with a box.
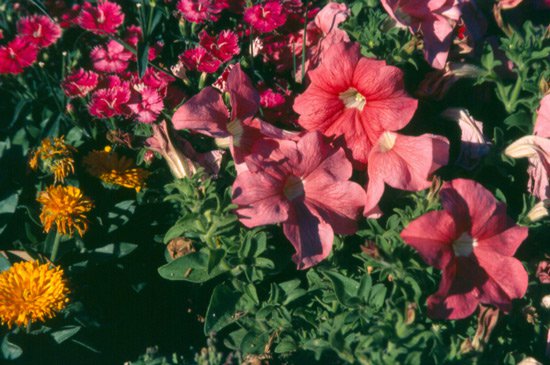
[227,64,260,121]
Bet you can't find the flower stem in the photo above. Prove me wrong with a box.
[50,230,62,263]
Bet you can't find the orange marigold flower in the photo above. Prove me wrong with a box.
[37,185,93,237]
[0,260,69,329]
[29,136,76,184]
[83,146,150,192]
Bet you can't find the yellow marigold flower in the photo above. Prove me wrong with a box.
[0,260,69,329]
[37,185,93,237]
[29,137,76,184]
[83,146,150,192]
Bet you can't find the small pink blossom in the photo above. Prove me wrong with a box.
[60,4,82,28]
[179,47,221,73]
[232,131,366,269]
[17,15,62,48]
[62,68,99,98]
[90,40,132,73]
[127,84,164,123]
[294,42,418,166]
[176,0,229,24]
[244,1,287,33]
[401,178,528,319]
[0,37,38,75]
[78,0,125,35]
[88,84,131,119]
[199,30,240,62]
[536,260,550,284]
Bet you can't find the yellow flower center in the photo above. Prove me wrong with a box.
[339,88,367,111]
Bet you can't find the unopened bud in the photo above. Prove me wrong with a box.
[527,200,549,222]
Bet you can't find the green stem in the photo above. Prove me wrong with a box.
[50,230,62,262]
[505,75,523,113]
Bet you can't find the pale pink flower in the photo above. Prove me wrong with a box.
[232,131,366,269]
[401,178,528,319]
[534,94,550,138]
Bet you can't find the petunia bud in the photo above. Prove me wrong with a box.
[541,295,550,309]
[504,136,539,159]
[527,200,549,222]
[517,358,543,365]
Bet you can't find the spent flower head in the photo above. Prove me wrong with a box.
[29,136,76,184]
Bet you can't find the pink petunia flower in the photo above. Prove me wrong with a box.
[293,42,418,166]
[176,0,229,24]
[505,95,550,200]
[78,0,125,35]
[314,1,350,40]
[127,84,164,123]
[364,132,449,217]
[232,131,366,269]
[62,68,99,98]
[198,30,240,62]
[244,1,287,33]
[401,178,529,319]
[381,0,461,69]
[442,108,491,170]
[88,84,131,119]
[90,40,133,73]
[17,15,62,48]
[0,37,38,75]
[179,47,222,73]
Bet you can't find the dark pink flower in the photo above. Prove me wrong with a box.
[232,131,366,269]
[0,37,38,75]
[17,15,62,48]
[78,0,125,35]
[244,1,287,33]
[199,30,240,62]
[401,178,529,319]
[127,84,164,123]
[364,132,449,217]
[140,68,175,95]
[60,4,82,28]
[90,40,132,73]
[293,42,418,166]
[176,0,229,24]
[179,47,221,73]
[381,0,461,69]
[62,68,99,98]
[88,84,131,119]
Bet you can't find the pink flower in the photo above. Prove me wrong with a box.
[78,0,125,35]
[62,68,99,98]
[232,131,366,269]
[17,15,62,48]
[244,1,287,33]
[314,2,350,38]
[293,42,418,165]
[536,260,550,284]
[381,0,461,69]
[0,37,38,75]
[505,96,550,200]
[199,30,240,62]
[60,4,82,28]
[127,84,164,123]
[88,84,131,119]
[401,178,528,319]
[364,132,449,217]
[176,0,229,24]
[90,40,132,73]
[441,108,491,170]
[179,47,222,73]
[534,94,550,138]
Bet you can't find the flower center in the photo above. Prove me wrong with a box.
[379,131,397,153]
[339,88,366,111]
[283,175,304,201]
[452,232,477,257]
[227,119,244,146]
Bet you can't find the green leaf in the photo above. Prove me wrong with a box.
[0,191,19,214]
[204,284,242,334]
[0,256,11,272]
[240,331,270,355]
[93,242,138,258]
[357,274,372,301]
[323,271,361,307]
[274,336,297,353]
[51,326,81,344]
[1,335,22,360]
[158,250,227,282]
[369,284,387,309]
[137,42,150,79]
[207,248,225,274]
